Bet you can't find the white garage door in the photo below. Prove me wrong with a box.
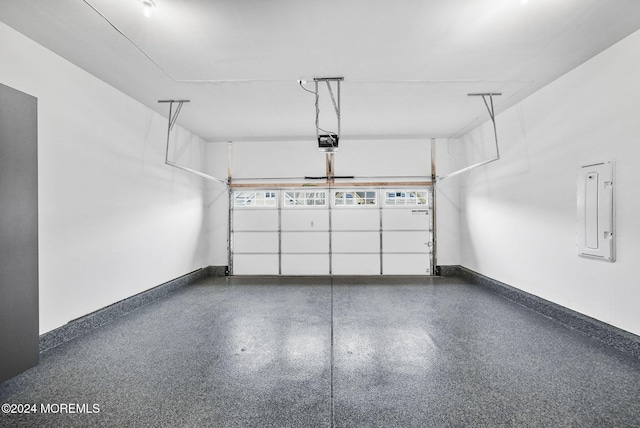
[231,188,432,275]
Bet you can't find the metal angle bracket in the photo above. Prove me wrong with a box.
[158,99,189,132]
[157,99,227,185]
[467,92,501,153]
[437,92,502,182]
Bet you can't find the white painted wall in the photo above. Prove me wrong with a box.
[433,139,465,267]
[205,138,462,267]
[457,29,640,336]
[229,139,433,180]
[0,22,210,334]
[205,142,230,267]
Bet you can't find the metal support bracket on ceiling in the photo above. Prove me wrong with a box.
[314,77,343,153]
[158,100,227,185]
[437,93,502,182]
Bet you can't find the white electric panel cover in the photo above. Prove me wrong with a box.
[577,160,615,262]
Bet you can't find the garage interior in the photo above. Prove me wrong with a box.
[1,0,640,426]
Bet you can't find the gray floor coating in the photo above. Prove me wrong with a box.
[1,276,639,427]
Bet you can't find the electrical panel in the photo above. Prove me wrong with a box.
[576,160,615,262]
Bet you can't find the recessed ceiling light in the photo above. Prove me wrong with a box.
[138,0,156,18]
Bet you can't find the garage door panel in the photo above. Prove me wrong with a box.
[383,231,430,253]
[233,210,279,231]
[332,209,379,231]
[383,254,431,275]
[382,209,430,230]
[281,210,329,231]
[234,232,279,253]
[281,232,329,253]
[332,231,380,253]
[332,254,380,275]
[281,254,330,275]
[233,254,279,275]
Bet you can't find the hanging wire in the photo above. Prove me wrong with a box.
[300,80,337,139]
[298,80,315,95]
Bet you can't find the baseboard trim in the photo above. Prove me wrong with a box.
[39,266,227,354]
[439,265,640,360]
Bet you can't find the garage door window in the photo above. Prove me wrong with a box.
[334,191,377,206]
[384,190,428,206]
[283,191,327,207]
[234,191,277,207]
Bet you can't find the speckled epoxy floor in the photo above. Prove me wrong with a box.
[1,276,639,427]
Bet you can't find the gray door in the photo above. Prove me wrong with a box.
[0,83,39,383]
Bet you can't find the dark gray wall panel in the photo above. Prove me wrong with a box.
[0,83,39,383]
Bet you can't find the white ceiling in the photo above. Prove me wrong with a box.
[2,0,640,142]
